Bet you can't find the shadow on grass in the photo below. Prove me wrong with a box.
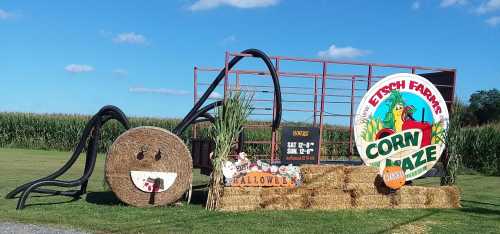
[374,210,440,234]
[190,185,208,206]
[85,191,123,206]
[24,196,81,208]
[461,199,500,207]
[460,206,500,216]
[85,187,208,207]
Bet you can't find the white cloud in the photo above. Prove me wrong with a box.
[65,64,94,73]
[99,29,113,38]
[318,44,371,59]
[221,35,237,44]
[486,16,500,26]
[112,69,128,76]
[113,32,147,44]
[189,0,279,11]
[209,91,223,99]
[477,0,500,14]
[412,1,421,10]
[0,9,15,20]
[440,0,467,8]
[129,87,189,96]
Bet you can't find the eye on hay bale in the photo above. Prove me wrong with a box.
[105,127,192,207]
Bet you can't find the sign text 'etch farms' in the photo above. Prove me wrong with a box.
[354,73,449,181]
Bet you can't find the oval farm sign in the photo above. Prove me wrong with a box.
[354,73,449,181]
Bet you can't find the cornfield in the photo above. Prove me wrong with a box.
[456,122,500,176]
[0,112,352,159]
[0,112,183,153]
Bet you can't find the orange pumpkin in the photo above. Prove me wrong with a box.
[382,166,406,189]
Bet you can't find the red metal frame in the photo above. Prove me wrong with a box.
[193,51,456,163]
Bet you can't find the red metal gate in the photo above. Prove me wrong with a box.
[193,51,456,164]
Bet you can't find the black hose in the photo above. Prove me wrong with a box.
[173,49,281,134]
[7,105,129,209]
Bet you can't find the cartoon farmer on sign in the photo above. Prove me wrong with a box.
[365,90,435,147]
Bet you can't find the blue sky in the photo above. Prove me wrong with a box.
[1,0,499,123]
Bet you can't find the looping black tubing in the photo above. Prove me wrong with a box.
[173,49,281,135]
[174,101,223,135]
[7,105,129,209]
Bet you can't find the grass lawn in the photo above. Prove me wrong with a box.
[0,148,499,233]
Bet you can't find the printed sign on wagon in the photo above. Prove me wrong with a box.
[354,73,449,181]
[280,126,320,164]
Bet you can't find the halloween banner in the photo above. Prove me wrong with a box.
[223,152,301,187]
[354,73,449,181]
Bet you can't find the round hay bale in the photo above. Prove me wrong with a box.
[105,126,192,207]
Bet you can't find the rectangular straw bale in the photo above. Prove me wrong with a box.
[353,194,394,209]
[260,194,308,210]
[262,203,304,210]
[398,186,428,196]
[219,204,260,211]
[223,187,262,196]
[396,194,428,205]
[309,193,352,210]
[302,178,344,189]
[344,182,391,196]
[310,187,347,197]
[300,164,345,175]
[309,202,351,210]
[301,165,346,188]
[426,186,460,208]
[219,195,262,207]
[261,193,304,201]
[395,203,429,209]
[258,187,293,196]
[344,166,379,183]
[393,186,428,207]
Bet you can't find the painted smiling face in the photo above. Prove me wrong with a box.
[105,126,192,207]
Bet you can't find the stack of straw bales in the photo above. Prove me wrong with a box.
[218,165,460,211]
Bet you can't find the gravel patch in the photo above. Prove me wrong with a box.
[0,222,88,234]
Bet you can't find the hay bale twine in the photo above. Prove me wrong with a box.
[105,126,192,207]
